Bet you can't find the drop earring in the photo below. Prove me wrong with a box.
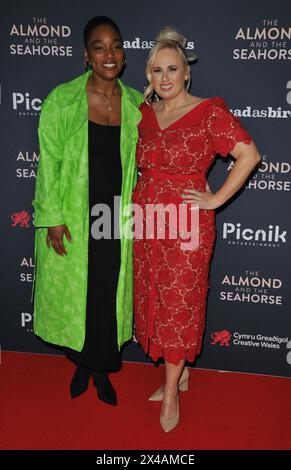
[84,60,91,71]
[185,74,191,92]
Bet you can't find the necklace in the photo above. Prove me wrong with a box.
[94,85,120,112]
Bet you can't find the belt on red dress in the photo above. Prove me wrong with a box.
[140,168,206,182]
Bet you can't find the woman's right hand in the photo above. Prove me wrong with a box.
[46,224,72,256]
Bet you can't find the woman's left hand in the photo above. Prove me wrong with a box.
[181,182,220,210]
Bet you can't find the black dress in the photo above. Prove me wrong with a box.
[66,121,122,372]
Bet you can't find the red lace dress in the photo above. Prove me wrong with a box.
[133,98,252,365]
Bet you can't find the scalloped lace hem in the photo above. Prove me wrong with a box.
[140,340,203,366]
[220,134,252,157]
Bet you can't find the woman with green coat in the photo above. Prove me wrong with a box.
[32,16,143,405]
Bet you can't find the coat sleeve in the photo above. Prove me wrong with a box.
[32,91,65,227]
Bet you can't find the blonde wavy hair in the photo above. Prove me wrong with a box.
[144,26,197,104]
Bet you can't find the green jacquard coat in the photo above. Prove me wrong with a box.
[32,70,143,351]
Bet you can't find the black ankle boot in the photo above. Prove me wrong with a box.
[93,371,117,406]
[70,365,90,399]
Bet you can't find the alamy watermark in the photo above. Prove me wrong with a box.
[91,196,200,251]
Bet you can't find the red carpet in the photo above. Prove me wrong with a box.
[0,352,290,450]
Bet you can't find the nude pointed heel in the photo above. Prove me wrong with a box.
[178,377,189,392]
[160,396,179,433]
[148,386,164,401]
[148,367,189,401]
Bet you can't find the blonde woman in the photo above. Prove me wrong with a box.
[133,27,261,432]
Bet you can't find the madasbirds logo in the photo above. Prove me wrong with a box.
[233,19,291,61]
[9,17,73,57]
[123,36,195,51]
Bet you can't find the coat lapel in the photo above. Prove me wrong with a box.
[68,72,90,137]
[69,96,87,136]
[63,72,142,139]
[119,80,142,143]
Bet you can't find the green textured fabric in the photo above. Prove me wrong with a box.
[31,70,143,351]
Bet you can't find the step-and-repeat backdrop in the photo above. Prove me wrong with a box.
[1,0,290,377]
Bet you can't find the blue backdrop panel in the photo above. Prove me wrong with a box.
[1,0,290,377]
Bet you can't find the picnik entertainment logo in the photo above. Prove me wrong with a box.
[21,312,33,333]
[12,92,42,116]
[222,222,287,248]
